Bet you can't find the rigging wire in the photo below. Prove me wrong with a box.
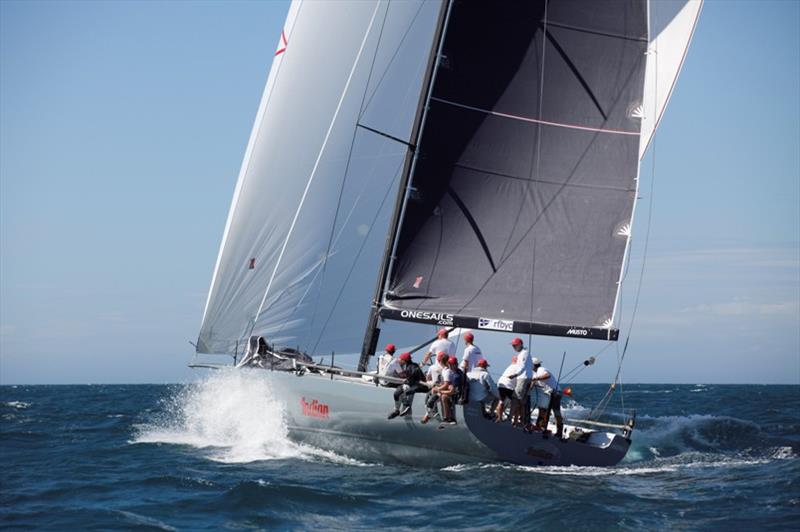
[309,164,405,355]
[358,0,427,122]
[247,2,383,341]
[306,1,392,343]
[591,39,661,421]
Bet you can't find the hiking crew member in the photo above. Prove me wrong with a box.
[467,359,498,416]
[509,337,533,424]
[422,352,449,424]
[531,357,563,438]
[423,329,455,366]
[381,347,405,387]
[495,355,520,424]
[377,343,395,375]
[461,332,482,373]
[387,353,425,419]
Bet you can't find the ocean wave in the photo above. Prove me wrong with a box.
[4,401,31,409]
[629,413,765,459]
[131,370,366,466]
[772,446,797,460]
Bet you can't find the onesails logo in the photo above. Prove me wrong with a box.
[400,310,454,326]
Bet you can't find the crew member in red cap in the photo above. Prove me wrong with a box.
[421,352,450,424]
[422,328,455,366]
[508,337,534,426]
[433,356,463,424]
[460,332,482,373]
[377,343,396,377]
[467,358,498,417]
[387,353,425,419]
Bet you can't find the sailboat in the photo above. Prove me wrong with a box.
[192,0,702,467]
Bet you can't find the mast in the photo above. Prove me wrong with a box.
[358,0,453,372]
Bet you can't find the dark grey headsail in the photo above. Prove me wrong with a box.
[381,0,649,340]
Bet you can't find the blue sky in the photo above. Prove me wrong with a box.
[1,0,798,385]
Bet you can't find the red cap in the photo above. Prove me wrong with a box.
[399,352,411,362]
[447,356,458,365]
[385,343,396,353]
[511,337,523,347]
[437,328,448,338]
[437,351,449,362]
[464,332,474,342]
[477,359,489,368]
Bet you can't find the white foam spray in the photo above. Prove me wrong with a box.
[132,370,371,465]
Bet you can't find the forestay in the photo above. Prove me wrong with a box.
[198,0,442,356]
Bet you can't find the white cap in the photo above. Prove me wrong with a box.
[532,357,541,365]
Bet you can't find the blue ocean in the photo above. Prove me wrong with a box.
[2,373,798,530]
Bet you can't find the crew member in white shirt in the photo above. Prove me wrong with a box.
[377,343,395,375]
[495,355,520,424]
[467,359,497,416]
[509,337,533,424]
[421,352,449,424]
[423,329,455,366]
[530,357,563,438]
[433,356,461,424]
[460,332,482,373]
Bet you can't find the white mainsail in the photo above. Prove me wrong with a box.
[198,0,442,356]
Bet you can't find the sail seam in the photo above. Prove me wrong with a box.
[429,96,639,136]
[248,2,383,338]
[452,162,636,192]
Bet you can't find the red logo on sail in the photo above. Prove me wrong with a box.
[300,397,329,419]
[413,276,423,289]
[275,30,288,56]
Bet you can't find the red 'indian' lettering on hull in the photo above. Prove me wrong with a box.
[300,397,329,419]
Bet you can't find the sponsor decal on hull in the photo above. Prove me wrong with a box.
[478,317,514,332]
[300,397,329,419]
[399,309,454,326]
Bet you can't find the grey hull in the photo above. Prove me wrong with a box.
[265,369,630,467]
